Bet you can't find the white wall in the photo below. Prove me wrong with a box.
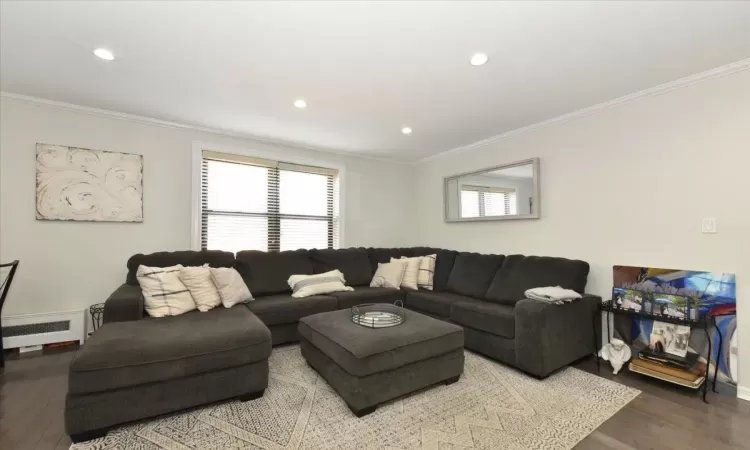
[0,97,414,317]
[414,70,750,389]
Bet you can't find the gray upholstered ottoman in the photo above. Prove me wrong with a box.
[298,307,464,417]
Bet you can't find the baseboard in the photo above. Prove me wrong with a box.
[737,385,750,402]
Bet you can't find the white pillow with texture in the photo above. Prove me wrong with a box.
[179,265,222,312]
[210,267,254,308]
[417,254,437,291]
[370,260,407,289]
[288,270,353,298]
[394,256,421,290]
[137,264,196,318]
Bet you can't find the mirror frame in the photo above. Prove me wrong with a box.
[443,157,541,222]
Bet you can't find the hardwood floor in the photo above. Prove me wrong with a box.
[572,357,750,450]
[0,346,76,450]
[1,347,748,450]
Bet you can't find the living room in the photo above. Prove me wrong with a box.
[1,1,748,449]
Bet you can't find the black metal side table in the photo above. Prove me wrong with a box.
[89,303,105,333]
[598,300,714,403]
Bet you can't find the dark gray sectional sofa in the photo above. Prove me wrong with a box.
[66,246,600,441]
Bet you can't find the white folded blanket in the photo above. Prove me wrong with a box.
[524,286,582,305]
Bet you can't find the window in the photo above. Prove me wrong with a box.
[460,185,516,217]
[201,150,339,253]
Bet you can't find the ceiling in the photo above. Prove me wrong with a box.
[1,1,749,162]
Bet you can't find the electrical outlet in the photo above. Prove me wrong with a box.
[702,218,717,234]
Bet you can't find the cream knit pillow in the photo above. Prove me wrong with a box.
[394,256,421,290]
[370,260,407,289]
[137,264,196,318]
[288,270,353,298]
[210,267,254,308]
[179,265,222,312]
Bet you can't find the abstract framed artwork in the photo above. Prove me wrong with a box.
[36,143,143,222]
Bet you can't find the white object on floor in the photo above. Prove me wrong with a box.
[524,286,582,304]
[599,338,632,375]
[19,344,44,353]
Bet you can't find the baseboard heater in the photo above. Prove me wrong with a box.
[2,310,86,350]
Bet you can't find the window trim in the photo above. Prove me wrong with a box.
[191,141,346,251]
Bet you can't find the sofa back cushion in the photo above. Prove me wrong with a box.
[367,248,412,273]
[309,248,372,286]
[367,247,457,292]
[126,250,234,285]
[484,255,590,305]
[235,250,313,296]
[431,249,458,292]
[445,252,505,298]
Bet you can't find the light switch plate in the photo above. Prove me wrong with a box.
[702,218,717,234]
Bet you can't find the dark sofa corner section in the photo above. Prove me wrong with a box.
[310,247,372,286]
[234,249,313,296]
[83,246,599,440]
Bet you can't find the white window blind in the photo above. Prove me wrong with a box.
[201,150,340,253]
[460,185,517,217]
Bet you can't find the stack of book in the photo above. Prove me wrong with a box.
[629,349,706,389]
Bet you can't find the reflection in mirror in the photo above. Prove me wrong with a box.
[444,158,540,222]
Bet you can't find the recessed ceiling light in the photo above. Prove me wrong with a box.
[294,99,307,109]
[401,127,412,135]
[470,52,488,66]
[93,48,115,61]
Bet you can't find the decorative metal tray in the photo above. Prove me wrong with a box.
[351,301,405,328]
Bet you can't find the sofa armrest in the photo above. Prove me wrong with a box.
[102,284,145,324]
[514,294,601,377]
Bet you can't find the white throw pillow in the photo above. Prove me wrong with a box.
[288,270,354,298]
[417,254,437,291]
[370,260,407,289]
[210,267,254,308]
[394,256,421,290]
[179,265,222,312]
[137,264,196,318]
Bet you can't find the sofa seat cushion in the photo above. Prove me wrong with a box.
[405,291,472,318]
[450,298,515,339]
[246,294,338,326]
[485,255,590,306]
[235,250,312,296]
[68,306,271,395]
[310,248,372,286]
[326,286,405,310]
[298,308,464,377]
[445,252,505,298]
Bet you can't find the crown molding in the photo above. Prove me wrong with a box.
[415,58,750,164]
[0,91,408,166]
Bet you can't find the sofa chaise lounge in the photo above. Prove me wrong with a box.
[66,247,600,440]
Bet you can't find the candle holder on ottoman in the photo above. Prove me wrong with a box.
[298,305,464,417]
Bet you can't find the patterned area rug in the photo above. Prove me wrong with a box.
[71,345,639,450]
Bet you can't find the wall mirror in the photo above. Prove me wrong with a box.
[444,157,540,222]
